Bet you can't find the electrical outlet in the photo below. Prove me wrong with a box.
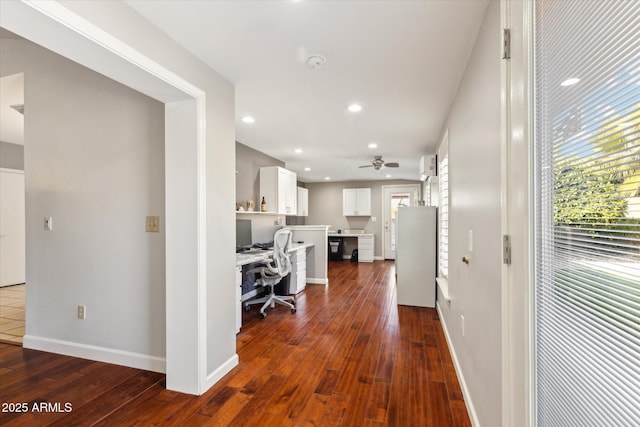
[460,315,465,337]
[77,305,86,320]
[371,216,377,222]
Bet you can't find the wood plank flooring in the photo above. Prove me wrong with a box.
[0,260,470,426]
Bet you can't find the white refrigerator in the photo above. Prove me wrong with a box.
[395,206,437,307]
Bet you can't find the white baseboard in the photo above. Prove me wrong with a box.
[374,256,384,261]
[203,353,239,393]
[306,277,329,285]
[436,304,480,427]
[23,335,166,373]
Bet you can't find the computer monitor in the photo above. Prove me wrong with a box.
[236,219,252,249]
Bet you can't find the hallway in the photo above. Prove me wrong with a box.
[0,261,469,426]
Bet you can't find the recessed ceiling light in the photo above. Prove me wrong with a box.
[304,167,311,171]
[385,174,392,178]
[294,148,303,154]
[368,143,378,149]
[241,116,255,123]
[324,176,330,180]
[348,103,362,113]
[560,77,580,87]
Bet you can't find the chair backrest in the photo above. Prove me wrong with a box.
[272,228,292,277]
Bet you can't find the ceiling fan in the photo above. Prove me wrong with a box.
[358,155,400,170]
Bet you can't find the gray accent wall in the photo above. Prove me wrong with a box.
[235,141,284,209]
[306,179,422,258]
[0,141,24,170]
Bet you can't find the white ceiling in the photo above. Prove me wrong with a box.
[49,1,490,183]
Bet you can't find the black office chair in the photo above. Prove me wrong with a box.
[244,228,296,318]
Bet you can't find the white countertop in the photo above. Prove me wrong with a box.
[236,242,314,267]
[327,233,374,237]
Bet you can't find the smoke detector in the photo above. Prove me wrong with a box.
[305,55,326,69]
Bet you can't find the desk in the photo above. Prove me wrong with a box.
[235,242,313,333]
[327,233,374,262]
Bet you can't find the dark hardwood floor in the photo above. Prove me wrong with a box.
[0,260,470,426]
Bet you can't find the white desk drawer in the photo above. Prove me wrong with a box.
[291,248,306,263]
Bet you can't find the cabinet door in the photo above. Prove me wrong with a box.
[356,188,371,216]
[286,170,297,214]
[277,168,288,214]
[343,189,356,215]
[297,187,308,216]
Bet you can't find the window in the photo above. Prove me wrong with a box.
[534,1,640,425]
[439,155,449,278]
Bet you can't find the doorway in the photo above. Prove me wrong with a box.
[382,184,420,259]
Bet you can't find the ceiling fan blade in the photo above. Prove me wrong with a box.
[359,165,374,168]
[384,162,399,168]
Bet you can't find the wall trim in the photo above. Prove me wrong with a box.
[23,335,166,373]
[436,303,481,427]
[307,278,329,285]
[203,353,239,393]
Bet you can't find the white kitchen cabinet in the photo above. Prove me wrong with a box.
[297,187,309,217]
[343,188,371,216]
[260,166,297,215]
[358,234,374,262]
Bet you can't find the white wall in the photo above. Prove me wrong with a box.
[0,38,167,358]
[0,73,23,145]
[435,2,502,426]
[1,0,236,393]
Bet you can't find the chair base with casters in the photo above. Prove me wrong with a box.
[244,285,296,319]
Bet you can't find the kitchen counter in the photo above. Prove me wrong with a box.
[327,233,374,237]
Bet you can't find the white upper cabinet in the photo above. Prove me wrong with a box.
[260,166,297,215]
[343,188,371,216]
[297,187,308,217]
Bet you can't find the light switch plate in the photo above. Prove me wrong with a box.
[146,216,160,232]
[44,217,53,231]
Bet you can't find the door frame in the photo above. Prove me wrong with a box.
[381,184,421,260]
[501,0,534,425]
[0,168,25,287]
[1,1,213,395]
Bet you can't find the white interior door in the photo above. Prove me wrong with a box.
[382,184,420,259]
[0,168,26,287]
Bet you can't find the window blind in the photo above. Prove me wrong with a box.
[534,1,640,426]
[439,156,449,277]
